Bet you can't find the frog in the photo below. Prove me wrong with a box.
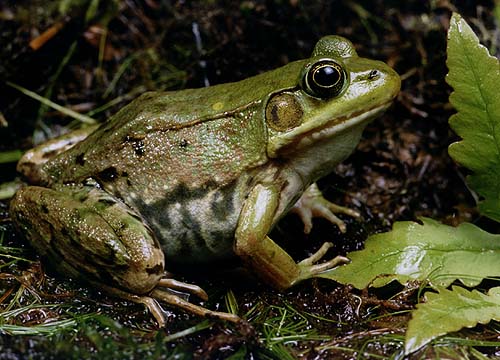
[9,35,400,326]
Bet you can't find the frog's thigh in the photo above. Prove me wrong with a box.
[234,184,301,290]
[10,185,164,295]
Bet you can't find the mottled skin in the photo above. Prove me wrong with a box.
[10,36,400,326]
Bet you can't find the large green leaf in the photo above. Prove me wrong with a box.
[446,12,500,222]
[405,286,500,354]
[319,218,500,288]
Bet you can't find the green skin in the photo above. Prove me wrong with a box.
[10,36,400,326]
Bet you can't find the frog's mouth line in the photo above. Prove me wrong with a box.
[268,101,392,157]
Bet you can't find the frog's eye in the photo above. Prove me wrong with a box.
[303,60,346,98]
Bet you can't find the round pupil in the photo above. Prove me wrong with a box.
[314,65,340,87]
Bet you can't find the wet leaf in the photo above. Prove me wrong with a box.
[405,286,500,354]
[446,12,500,222]
[319,218,500,288]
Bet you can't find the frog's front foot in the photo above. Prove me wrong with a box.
[296,242,350,283]
[291,183,360,233]
[235,184,352,291]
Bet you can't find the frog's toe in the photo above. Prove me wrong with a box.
[157,278,208,301]
[87,282,169,327]
[129,294,168,328]
[96,281,239,327]
[298,242,333,266]
[292,183,360,234]
[297,242,349,281]
[291,202,314,233]
[151,289,241,324]
[302,255,350,276]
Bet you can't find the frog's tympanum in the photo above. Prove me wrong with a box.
[10,36,400,326]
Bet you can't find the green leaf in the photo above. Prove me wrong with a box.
[319,218,500,288]
[446,13,500,222]
[405,286,500,354]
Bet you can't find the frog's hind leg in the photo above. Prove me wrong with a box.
[157,278,208,300]
[94,281,240,327]
[151,288,240,323]
[10,184,165,294]
[153,279,240,322]
[10,184,239,326]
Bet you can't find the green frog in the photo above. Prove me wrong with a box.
[10,36,400,326]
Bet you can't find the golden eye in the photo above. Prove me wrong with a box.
[304,60,345,98]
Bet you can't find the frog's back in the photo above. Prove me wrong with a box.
[41,59,305,188]
[41,87,268,192]
[37,67,303,264]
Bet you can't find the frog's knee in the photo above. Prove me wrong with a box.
[10,186,55,247]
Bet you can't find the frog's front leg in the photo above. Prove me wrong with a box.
[291,183,360,233]
[10,185,239,326]
[235,183,348,290]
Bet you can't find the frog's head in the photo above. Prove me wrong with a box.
[265,35,400,179]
